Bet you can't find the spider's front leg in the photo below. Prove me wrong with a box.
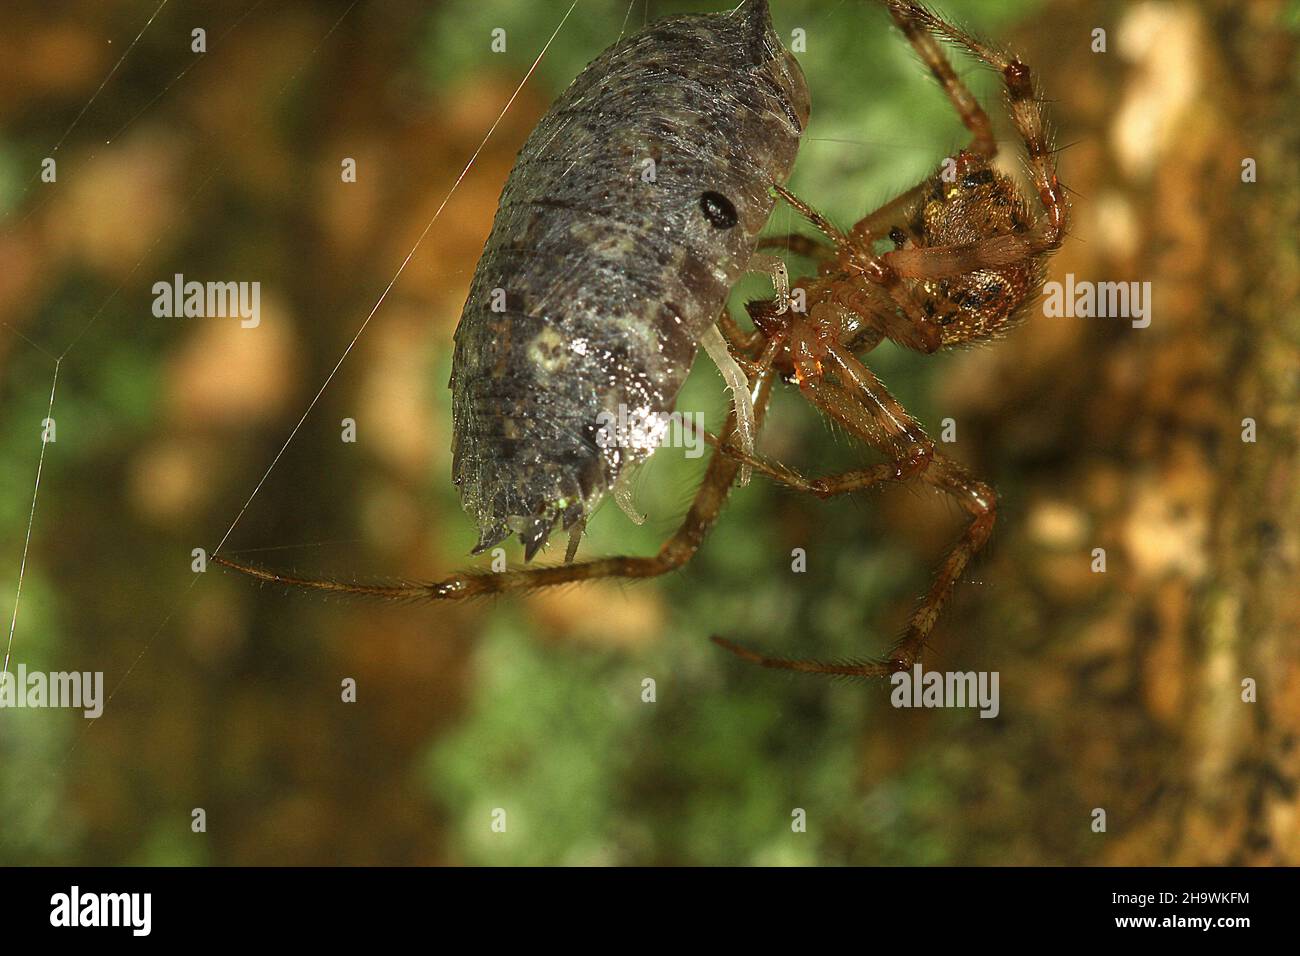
[710,304,997,679]
[215,337,786,601]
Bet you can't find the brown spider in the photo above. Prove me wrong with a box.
[215,0,1068,680]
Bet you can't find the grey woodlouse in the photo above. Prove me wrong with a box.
[449,0,808,560]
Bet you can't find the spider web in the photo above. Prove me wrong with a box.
[0,0,580,853]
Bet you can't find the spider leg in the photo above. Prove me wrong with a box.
[883,232,1046,278]
[847,181,930,244]
[718,306,766,356]
[757,233,832,261]
[711,451,994,678]
[701,251,795,485]
[700,324,757,486]
[833,0,998,251]
[213,340,782,601]
[747,252,791,314]
[882,0,997,159]
[773,183,849,245]
[761,0,1009,276]
[719,248,799,357]
[703,433,911,495]
[880,0,1068,248]
[709,323,996,679]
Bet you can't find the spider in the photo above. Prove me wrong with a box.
[215,0,1068,680]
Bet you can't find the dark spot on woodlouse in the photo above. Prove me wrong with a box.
[699,191,739,228]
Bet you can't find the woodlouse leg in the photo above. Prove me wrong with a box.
[747,253,791,314]
[717,250,800,357]
[706,251,797,482]
[700,325,756,486]
[212,341,783,601]
[563,518,586,563]
[709,336,997,679]
[612,471,647,526]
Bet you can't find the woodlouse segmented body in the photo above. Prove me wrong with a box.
[449,0,808,559]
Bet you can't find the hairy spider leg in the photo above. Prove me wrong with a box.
[212,336,785,600]
[883,0,997,160]
[708,313,996,678]
[875,0,1069,267]
[752,0,1000,276]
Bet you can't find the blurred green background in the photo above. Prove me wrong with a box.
[2,0,1297,865]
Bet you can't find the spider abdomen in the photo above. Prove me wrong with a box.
[912,152,1043,343]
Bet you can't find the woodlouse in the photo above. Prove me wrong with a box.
[449,0,808,560]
